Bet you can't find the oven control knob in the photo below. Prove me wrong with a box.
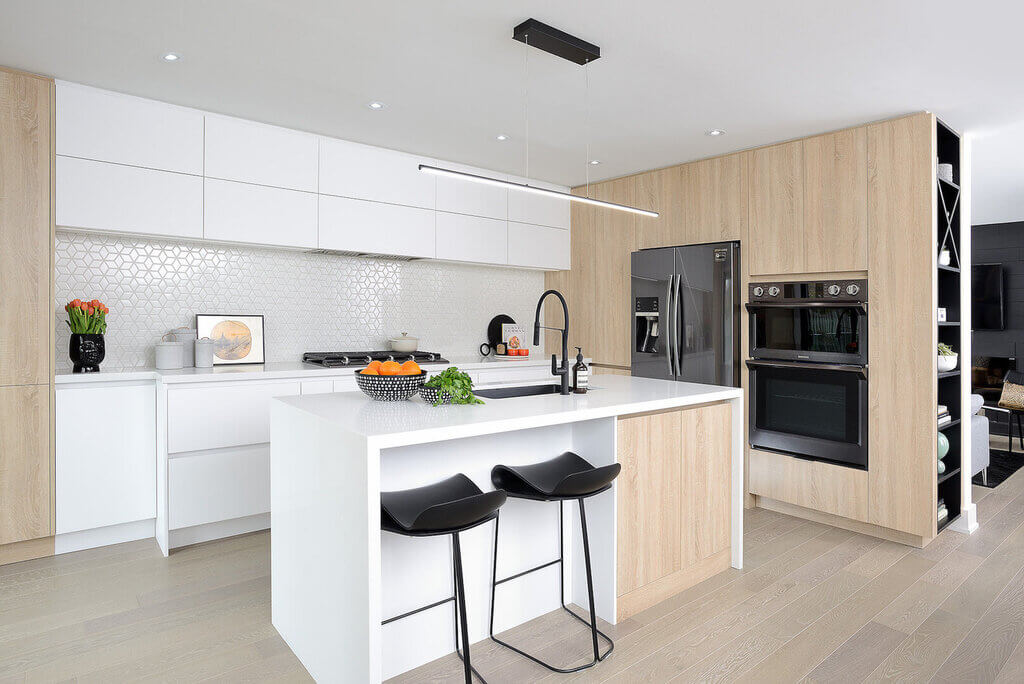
[767,285,780,297]
[846,283,860,296]
[827,284,841,296]
[752,286,765,297]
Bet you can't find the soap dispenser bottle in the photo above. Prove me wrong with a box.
[572,347,589,394]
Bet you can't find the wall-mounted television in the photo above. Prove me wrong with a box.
[973,263,1005,330]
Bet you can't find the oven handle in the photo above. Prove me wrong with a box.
[745,359,868,378]
[745,302,867,312]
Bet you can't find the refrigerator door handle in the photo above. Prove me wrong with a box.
[674,272,684,376]
[723,267,734,386]
[665,275,675,376]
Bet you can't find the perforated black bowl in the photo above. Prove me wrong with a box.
[355,370,428,401]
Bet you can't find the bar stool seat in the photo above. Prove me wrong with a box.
[489,452,620,674]
[381,474,506,684]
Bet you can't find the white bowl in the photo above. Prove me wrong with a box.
[937,353,958,372]
[389,333,418,353]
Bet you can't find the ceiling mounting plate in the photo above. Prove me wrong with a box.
[512,18,601,65]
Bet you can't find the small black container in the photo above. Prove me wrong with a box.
[69,333,105,373]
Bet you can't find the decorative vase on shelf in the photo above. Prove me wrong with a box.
[69,333,105,373]
[937,353,958,373]
[939,249,951,267]
[937,431,950,460]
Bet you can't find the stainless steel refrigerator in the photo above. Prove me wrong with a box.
[630,241,740,386]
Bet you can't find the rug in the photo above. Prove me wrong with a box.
[973,448,1024,488]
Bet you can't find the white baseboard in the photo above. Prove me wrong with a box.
[169,512,270,549]
[55,518,156,555]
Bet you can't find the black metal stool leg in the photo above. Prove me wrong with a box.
[578,498,601,662]
[1016,413,1023,450]
[452,532,473,684]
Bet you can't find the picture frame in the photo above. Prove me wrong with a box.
[195,314,265,365]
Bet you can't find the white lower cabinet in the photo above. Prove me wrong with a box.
[507,222,570,270]
[168,445,270,530]
[203,178,317,248]
[167,381,301,453]
[301,380,335,395]
[56,156,203,238]
[435,212,508,265]
[318,195,435,258]
[56,384,157,535]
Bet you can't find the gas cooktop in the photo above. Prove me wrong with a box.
[302,351,449,368]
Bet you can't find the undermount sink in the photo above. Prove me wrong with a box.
[474,384,568,399]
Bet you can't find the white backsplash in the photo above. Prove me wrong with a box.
[55,231,546,369]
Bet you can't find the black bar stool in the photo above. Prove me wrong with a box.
[381,474,507,684]
[488,452,620,673]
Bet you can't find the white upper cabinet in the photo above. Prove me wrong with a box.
[435,162,508,220]
[204,115,319,192]
[56,156,203,238]
[204,178,317,248]
[507,222,570,270]
[507,176,571,229]
[435,212,507,265]
[319,195,435,258]
[56,82,204,175]
[319,138,435,209]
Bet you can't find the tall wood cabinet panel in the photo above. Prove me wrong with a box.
[591,178,637,367]
[0,71,51,387]
[0,382,50,545]
[866,113,936,539]
[803,128,868,272]
[748,141,804,275]
[686,153,747,244]
[635,165,686,249]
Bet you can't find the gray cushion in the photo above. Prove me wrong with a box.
[971,394,985,415]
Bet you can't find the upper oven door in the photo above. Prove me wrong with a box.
[747,302,867,365]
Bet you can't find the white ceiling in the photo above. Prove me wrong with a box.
[2,0,1024,219]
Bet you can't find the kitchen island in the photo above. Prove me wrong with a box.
[270,374,743,682]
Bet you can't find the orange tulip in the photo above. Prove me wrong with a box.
[87,307,94,315]
[71,299,81,307]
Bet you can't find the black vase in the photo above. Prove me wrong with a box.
[69,333,105,373]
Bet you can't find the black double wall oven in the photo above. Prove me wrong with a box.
[746,280,869,470]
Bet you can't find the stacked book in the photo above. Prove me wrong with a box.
[937,497,949,524]
[938,404,952,427]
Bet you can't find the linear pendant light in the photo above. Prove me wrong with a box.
[417,18,658,219]
[418,164,658,218]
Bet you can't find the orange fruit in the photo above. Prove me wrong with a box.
[379,361,402,376]
[360,367,379,375]
[366,360,383,372]
[399,360,421,375]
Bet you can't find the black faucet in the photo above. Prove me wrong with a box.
[533,289,571,395]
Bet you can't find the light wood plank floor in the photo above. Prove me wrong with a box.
[2,467,1023,682]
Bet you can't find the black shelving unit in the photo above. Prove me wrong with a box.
[936,118,963,533]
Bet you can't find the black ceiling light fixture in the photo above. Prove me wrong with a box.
[419,18,658,218]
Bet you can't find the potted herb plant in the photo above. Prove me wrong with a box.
[65,299,108,373]
[937,342,958,373]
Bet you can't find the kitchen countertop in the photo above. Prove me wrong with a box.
[54,354,558,385]
[274,374,743,449]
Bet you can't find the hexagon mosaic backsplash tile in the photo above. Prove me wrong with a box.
[55,231,545,369]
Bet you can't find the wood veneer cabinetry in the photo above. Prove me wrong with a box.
[0,68,54,564]
[803,127,868,272]
[616,403,731,619]
[748,141,804,275]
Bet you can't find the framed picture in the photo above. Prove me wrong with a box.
[195,314,265,365]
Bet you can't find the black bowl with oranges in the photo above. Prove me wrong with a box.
[355,360,427,401]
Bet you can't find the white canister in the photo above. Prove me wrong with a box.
[195,336,215,368]
[156,333,184,370]
[170,326,197,367]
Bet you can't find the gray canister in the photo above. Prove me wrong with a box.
[195,336,215,368]
[155,333,184,370]
[170,326,197,367]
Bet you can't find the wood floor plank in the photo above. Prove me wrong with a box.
[939,515,1024,620]
[872,550,984,634]
[802,620,907,683]
[865,609,974,682]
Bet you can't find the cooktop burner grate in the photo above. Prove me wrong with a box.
[302,351,449,368]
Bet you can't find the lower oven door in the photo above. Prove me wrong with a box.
[747,359,868,469]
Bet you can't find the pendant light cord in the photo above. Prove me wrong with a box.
[585,58,591,198]
[524,32,530,181]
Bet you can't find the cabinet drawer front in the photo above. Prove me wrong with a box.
[301,380,335,395]
[56,156,203,238]
[319,139,435,209]
[475,366,553,385]
[436,164,508,219]
[167,381,301,453]
[56,82,204,175]
[333,377,358,393]
[204,178,317,248]
[168,445,269,529]
[318,195,435,258]
[435,212,507,265]
[507,222,570,270]
[204,115,318,192]
[749,448,868,522]
[56,385,157,534]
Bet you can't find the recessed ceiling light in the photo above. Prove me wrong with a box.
[162,52,181,62]
[496,134,509,141]
[589,159,601,165]
[367,101,385,110]
[705,129,726,137]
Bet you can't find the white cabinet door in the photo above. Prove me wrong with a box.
[319,138,435,209]
[168,445,270,529]
[56,384,157,534]
[435,212,507,265]
[507,222,570,270]
[318,195,435,258]
[204,115,319,192]
[333,377,358,392]
[167,381,301,453]
[56,82,204,175]
[507,176,571,229]
[204,178,317,248]
[56,156,203,238]
[435,163,508,219]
